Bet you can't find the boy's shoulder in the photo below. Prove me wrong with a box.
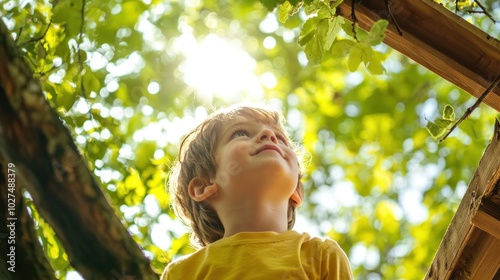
[296,231,347,256]
[161,250,198,280]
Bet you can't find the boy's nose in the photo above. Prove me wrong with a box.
[257,128,277,143]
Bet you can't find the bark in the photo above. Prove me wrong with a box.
[0,19,157,279]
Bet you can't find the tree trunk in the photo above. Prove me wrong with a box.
[0,19,157,279]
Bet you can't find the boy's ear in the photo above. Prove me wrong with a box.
[290,189,303,207]
[188,177,218,202]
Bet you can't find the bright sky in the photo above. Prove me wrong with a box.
[179,33,265,102]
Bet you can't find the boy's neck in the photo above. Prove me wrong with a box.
[219,201,289,238]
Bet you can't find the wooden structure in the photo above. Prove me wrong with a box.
[337,0,500,279]
[338,0,500,112]
[425,120,500,279]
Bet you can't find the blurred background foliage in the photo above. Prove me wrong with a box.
[1,0,499,278]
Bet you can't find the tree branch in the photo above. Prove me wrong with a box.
[471,0,497,23]
[351,0,358,41]
[440,74,500,142]
[19,20,52,48]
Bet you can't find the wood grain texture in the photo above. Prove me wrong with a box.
[472,199,500,240]
[451,229,500,279]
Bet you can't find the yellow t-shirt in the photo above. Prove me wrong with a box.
[162,230,353,279]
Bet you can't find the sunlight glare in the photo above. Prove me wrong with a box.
[181,34,263,101]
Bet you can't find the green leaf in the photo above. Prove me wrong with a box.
[341,20,355,37]
[83,70,101,94]
[324,16,342,51]
[364,49,385,75]
[304,36,323,65]
[278,1,293,23]
[426,116,455,139]
[52,0,72,23]
[443,104,455,120]
[364,19,388,46]
[135,141,157,170]
[67,12,83,38]
[347,44,363,71]
[304,0,321,15]
[317,5,331,20]
[366,55,384,75]
[426,120,447,139]
[330,39,354,57]
[59,85,76,112]
[298,17,319,46]
[330,0,344,8]
[316,19,329,48]
[36,42,46,59]
[435,118,455,128]
[341,20,368,41]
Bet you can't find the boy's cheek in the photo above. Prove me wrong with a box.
[227,160,243,175]
[215,159,244,188]
[233,144,249,157]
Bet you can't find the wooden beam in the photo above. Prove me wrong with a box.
[424,120,500,280]
[338,0,500,113]
[472,199,500,240]
[451,229,500,279]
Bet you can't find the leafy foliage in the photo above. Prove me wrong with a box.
[1,0,499,279]
[278,0,388,72]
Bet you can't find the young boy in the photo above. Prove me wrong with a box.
[162,104,353,279]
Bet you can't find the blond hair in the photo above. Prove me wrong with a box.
[168,104,304,247]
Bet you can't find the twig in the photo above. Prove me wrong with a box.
[77,0,87,98]
[384,0,402,36]
[471,0,497,23]
[351,0,358,41]
[15,26,23,44]
[439,74,500,142]
[19,20,52,48]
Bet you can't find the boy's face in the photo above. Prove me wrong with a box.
[210,115,299,206]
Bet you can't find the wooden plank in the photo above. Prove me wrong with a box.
[450,229,500,279]
[472,199,500,240]
[424,120,500,280]
[467,232,500,280]
[338,0,500,113]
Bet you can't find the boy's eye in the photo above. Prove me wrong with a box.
[231,129,249,138]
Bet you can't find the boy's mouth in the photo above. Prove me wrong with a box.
[254,144,283,157]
